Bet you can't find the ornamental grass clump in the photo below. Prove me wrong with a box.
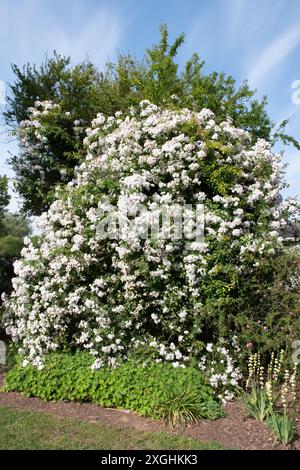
[158,389,223,428]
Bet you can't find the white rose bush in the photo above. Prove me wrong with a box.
[2,100,300,390]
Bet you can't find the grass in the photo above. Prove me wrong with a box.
[0,405,223,450]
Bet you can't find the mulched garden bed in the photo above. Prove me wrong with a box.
[0,370,299,450]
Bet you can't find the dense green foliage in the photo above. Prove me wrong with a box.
[0,176,10,216]
[0,176,10,237]
[5,25,298,215]
[0,212,30,239]
[4,352,223,420]
[0,213,31,308]
[200,250,300,363]
[0,178,30,336]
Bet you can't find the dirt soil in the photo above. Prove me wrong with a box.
[0,371,299,450]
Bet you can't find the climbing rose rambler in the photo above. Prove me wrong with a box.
[2,100,299,370]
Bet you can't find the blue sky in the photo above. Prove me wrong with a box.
[1,0,300,211]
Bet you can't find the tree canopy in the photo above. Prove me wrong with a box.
[5,25,298,215]
[0,175,31,311]
[0,175,10,216]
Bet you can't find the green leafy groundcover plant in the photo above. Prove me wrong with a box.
[4,352,223,420]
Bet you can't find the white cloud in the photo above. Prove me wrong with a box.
[248,23,300,87]
[42,12,122,67]
[0,0,128,211]
[0,79,5,105]
[61,11,124,65]
[275,104,299,128]
[226,0,250,33]
[1,0,127,68]
[0,0,8,38]
[283,159,300,194]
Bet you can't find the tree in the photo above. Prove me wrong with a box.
[0,176,31,309]
[4,54,114,215]
[0,174,30,341]
[0,175,10,215]
[0,175,10,236]
[0,212,31,339]
[5,25,298,215]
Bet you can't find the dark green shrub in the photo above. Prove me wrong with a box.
[200,249,300,366]
[4,352,223,420]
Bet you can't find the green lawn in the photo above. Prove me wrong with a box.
[0,405,223,450]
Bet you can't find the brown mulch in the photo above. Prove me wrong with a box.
[184,400,300,450]
[0,371,299,450]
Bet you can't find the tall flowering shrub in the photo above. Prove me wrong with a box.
[3,101,299,370]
